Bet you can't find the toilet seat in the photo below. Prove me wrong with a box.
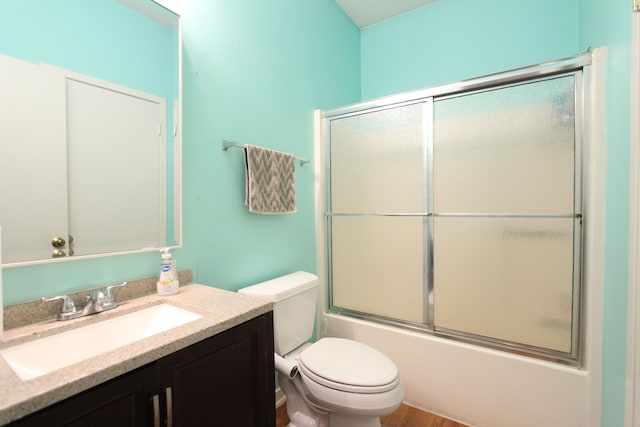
[298,338,400,394]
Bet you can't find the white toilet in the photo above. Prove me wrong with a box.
[239,271,404,427]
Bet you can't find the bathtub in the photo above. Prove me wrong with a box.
[321,312,595,427]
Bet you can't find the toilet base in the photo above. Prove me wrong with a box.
[286,407,382,427]
[281,373,328,427]
[287,412,326,427]
[286,406,382,427]
[329,412,381,427]
[280,373,384,427]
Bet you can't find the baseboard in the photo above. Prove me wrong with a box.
[275,388,286,408]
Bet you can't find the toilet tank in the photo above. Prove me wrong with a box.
[238,271,318,355]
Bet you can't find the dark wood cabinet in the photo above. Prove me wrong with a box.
[7,363,157,427]
[9,313,275,427]
[159,312,275,426]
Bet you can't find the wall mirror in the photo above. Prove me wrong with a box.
[0,0,181,266]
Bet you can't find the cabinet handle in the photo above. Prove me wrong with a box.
[165,387,173,427]
[152,394,160,427]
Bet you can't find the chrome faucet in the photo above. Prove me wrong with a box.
[42,281,128,321]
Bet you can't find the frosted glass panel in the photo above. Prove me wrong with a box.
[331,216,424,323]
[433,217,574,352]
[330,104,424,213]
[433,76,575,214]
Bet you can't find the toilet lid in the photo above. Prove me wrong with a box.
[299,338,399,393]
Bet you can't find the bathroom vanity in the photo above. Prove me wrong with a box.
[0,284,275,426]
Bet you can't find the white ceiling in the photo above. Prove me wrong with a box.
[335,0,437,28]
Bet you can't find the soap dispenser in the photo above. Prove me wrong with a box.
[157,248,179,296]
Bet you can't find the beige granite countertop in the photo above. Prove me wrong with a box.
[0,284,273,425]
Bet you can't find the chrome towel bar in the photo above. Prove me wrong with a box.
[221,139,310,165]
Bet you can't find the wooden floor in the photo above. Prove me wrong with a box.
[276,402,469,427]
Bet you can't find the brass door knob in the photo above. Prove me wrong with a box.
[51,237,66,248]
[52,249,67,257]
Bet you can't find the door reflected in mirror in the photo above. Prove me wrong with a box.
[0,0,181,265]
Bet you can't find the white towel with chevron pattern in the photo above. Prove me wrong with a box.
[244,144,296,214]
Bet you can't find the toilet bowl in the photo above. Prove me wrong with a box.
[280,338,403,427]
[238,272,404,427]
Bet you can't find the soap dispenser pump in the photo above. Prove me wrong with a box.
[157,248,179,296]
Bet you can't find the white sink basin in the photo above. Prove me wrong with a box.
[0,304,202,380]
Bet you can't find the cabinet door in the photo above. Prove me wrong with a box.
[158,313,275,427]
[9,363,158,427]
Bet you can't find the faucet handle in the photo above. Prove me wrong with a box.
[41,294,77,314]
[104,281,127,301]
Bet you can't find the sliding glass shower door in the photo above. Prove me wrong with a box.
[329,103,427,324]
[432,76,580,354]
[325,56,586,362]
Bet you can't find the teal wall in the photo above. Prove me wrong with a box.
[360,0,632,425]
[175,0,360,288]
[1,0,360,304]
[361,0,578,99]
